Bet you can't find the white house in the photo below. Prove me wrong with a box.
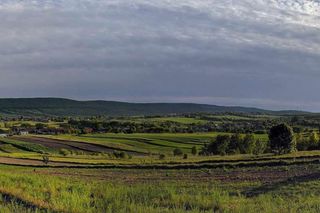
[18,131,29,136]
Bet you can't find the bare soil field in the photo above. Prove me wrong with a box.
[0,156,79,167]
[21,164,320,185]
[15,136,143,154]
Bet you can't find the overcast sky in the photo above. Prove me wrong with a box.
[0,0,319,111]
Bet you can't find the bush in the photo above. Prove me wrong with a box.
[42,155,50,164]
[183,154,188,159]
[59,148,71,156]
[159,154,166,160]
[308,132,319,150]
[253,139,267,155]
[113,151,128,159]
[240,134,256,154]
[173,148,183,156]
[296,132,320,151]
[191,146,197,155]
[228,134,242,154]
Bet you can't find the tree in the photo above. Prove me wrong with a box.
[208,135,231,156]
[269,124,296,154]
[253,139,267,155]
[308,132,319,150]
[241,134,256,154]
[296,133,308,151]
[191,146,197,155]
[228,134,242,154]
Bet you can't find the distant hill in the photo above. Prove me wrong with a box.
[0,98,309,117]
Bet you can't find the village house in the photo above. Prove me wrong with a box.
[0,134,8,138]
[18,131,29,136]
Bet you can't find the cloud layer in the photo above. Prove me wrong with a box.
[0,0,319,111]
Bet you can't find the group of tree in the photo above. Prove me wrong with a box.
[201,123,299,156]
[296,131,320,151]
[171,146,197,158]
[269,123,320,153]
[200,133,267,156]
[65,118,279,134]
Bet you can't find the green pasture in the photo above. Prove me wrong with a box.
[42,133,268,154]
[0,132,269,156]
[42,133,225,154]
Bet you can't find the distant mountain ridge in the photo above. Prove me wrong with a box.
[0,98,309,117]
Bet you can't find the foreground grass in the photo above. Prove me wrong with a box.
[0,164,318,212]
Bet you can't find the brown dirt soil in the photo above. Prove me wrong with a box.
[14,136,142,155]
[0,156,81,167]
[24,164,320,184]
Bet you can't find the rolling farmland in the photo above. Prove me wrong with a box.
[0,131,318,212]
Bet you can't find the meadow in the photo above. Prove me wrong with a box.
[0,117,318,212]
[0,163,319,212]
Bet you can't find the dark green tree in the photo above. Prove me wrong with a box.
[269,124,296,154]
[228,134,242,154]
[208,135,231,155]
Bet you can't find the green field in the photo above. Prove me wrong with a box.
[0,163,318,212]
[39,133,267,154]
[0,132,317,212]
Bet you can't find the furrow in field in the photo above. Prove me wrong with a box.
[15,137,145,155]
[78,136,171,150]
[80,136,192,150]
[0,156,83,167]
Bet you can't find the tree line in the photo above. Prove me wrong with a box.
[200,123,312,156]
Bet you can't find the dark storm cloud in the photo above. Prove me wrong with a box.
[0,0,319,110]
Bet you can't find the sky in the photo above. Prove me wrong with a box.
[0,0,320,111]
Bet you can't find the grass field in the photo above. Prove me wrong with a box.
[39,133,268,155]
[0,163,319,212]
[143,117,207,124]
[0,133,318,212]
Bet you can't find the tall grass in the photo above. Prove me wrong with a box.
[0,167,319,212]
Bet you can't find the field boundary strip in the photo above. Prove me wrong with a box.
[0,158,319,170]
